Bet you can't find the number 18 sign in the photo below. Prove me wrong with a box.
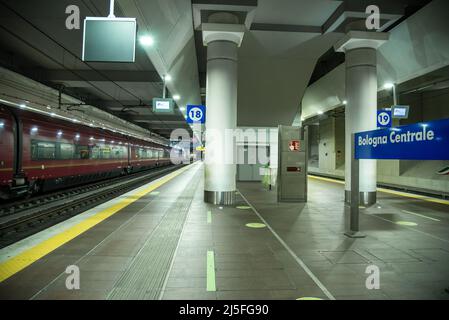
[186,105,206,124]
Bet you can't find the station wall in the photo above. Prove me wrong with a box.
[308,87,449,196]
[303,0,449,196]
[301,0,449,120]
[235,127,278,184]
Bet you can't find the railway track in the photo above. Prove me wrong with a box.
[0,165,183,248]
[0,169,163,218]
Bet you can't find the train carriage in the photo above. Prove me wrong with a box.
[0,104,173,200]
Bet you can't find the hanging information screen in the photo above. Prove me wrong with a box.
[82,17,137,62]
[152,98,174,114]
[355,118,449,160]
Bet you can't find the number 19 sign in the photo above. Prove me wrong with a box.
[377,110,392,128]
[186,105,206,124]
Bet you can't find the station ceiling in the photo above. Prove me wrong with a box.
[0,0,433,137]
[0,0,191,138]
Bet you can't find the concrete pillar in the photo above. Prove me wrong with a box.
[334,31,389,206]
[202,20,245,205]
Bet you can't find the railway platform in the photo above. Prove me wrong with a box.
[0,163,448,300]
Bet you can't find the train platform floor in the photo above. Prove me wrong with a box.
[0,162,448,300]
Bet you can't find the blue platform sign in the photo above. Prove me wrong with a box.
[355,118,449,160]
[377,110,392,128]
[186,105,206,124]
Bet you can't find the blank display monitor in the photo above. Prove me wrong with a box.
[152,98,174,114]
[392,105,410,119]
[83,17,137,62]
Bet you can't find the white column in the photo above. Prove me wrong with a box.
[334,31,389,206]
[202,23,244,205]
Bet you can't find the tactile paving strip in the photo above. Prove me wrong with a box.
[107,171,201,300]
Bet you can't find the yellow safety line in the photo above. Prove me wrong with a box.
[308,175,449,206]
[376,187,449,205]
[0,165,192,283]
[308,175,344,185]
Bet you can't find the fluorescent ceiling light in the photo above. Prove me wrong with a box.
[139,35,154,47]
[383,82,394,89]
[173,95,180,101]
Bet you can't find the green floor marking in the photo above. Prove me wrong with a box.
[236,206,251,210]
[396,221,418,226]
[296,297,323,300]
[206,251,216,292]
[207,211,212,224]
[246,222,266,228]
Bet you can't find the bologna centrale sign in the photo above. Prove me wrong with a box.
[355,118,449,160]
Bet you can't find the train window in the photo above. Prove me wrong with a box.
[138,148,148,159]
[90,145,100,159]
[118,146,127,159]
[111,146,120,159]
[100,146,111,159]
[75,145,89,159]
[88,145,126,160]
[31,140,56,160]
[59,143,74,160]
[140,147,159,159]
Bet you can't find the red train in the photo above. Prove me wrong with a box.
[0,104,174,200]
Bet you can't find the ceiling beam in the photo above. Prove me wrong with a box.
[139,120,187,124]
[192,0,257,6]
[250,23,322,33]
[35,69,162,83]
[323,0,404,33]
[147,125,190,130]
[126,114,186,122]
